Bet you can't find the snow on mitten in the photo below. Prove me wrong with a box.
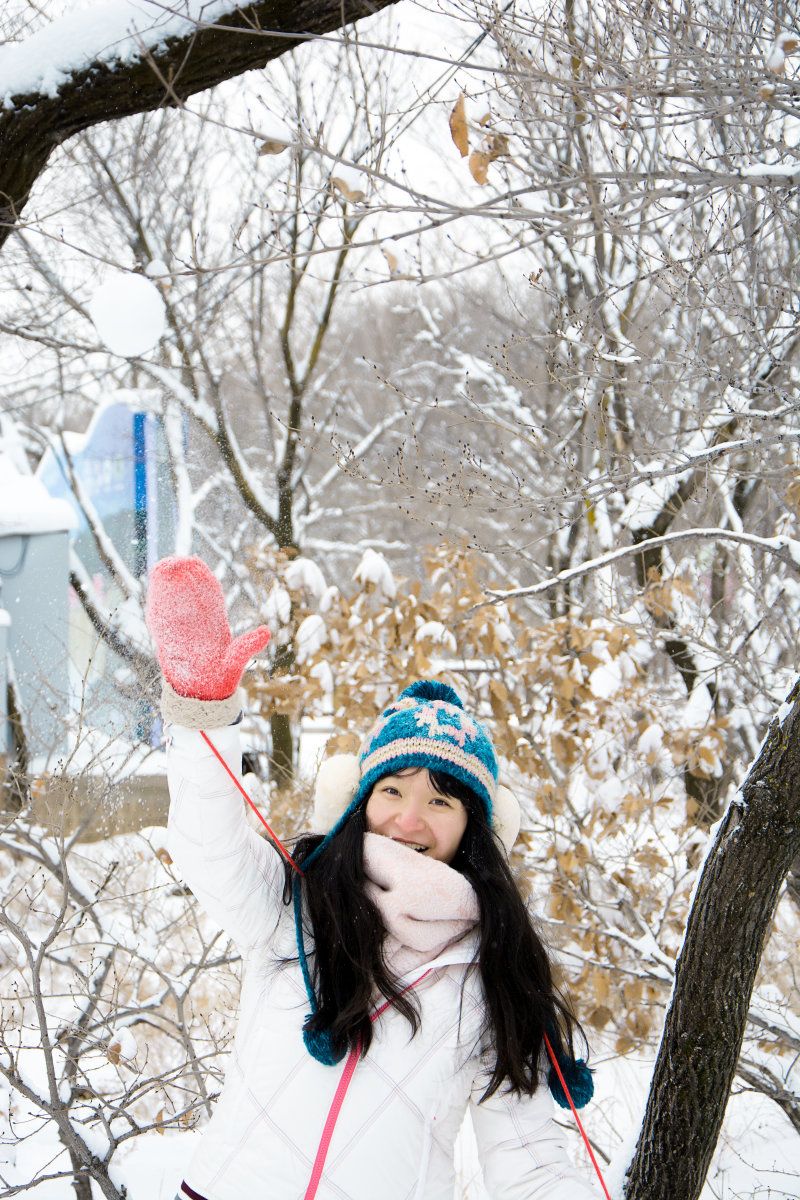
[146,556,270,703]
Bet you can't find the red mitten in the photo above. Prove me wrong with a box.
[146,557,270,700]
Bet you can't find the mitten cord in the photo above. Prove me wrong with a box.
[542,1032,610,1200]
[199,731,303,876]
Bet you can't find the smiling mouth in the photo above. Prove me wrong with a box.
[391,837,429,853]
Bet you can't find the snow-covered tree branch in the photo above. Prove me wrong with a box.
[0,0,398,251]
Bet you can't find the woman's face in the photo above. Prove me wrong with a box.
[365,768,468,864]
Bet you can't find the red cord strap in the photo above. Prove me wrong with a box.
[303,1039,360,1200]
[303,972,432,1200]
[199,730,303,874]
[543,1033,611,1200]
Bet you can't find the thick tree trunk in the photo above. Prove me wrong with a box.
[0,0,397,250]
[624,683,800,1200]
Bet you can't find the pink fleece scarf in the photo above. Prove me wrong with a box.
[362,831,479,976]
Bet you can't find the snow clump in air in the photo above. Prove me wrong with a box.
[310,659,335,696]
[144,258,171,280]
[257,111,295,153]
[637,723,664,757]
[415,621,457,652]
[107,1027,137,1062]
[88,272,166,357]
[683,684,714,728]
[587,660,623,700]
[263,582,291,629]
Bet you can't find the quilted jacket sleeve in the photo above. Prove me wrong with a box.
[469,1068,600,1199]
[166,723,286,952]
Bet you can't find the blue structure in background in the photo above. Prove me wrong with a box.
[34,399,176,746]
[37,400,175,580]
[133,412,148,578]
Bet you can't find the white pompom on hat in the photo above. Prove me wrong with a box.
[311,753,521,854]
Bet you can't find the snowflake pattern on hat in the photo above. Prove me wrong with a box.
[413,702,478,749]
[355,682,498,821]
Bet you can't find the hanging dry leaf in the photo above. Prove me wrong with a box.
[469,133,509,184]
[381,246,399,276]
[592,968,611,1004]
[449,94,469,157]
[469,150,490,185]
[589,1005,613,1030]
[107,1040,121,1065]
[325,731,360,756]
[330,175,367,203]
[155,1108,166,1135]
[486,133,509,160]
[258,138,292,156]
[629,1009,651,1039]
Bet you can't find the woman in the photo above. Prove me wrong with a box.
[147,556,598,1200]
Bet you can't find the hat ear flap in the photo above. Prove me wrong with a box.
[492,784,520,855]
[311,754,361,833]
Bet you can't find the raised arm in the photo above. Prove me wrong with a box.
[166,722,286,950]
[147,556,280,950]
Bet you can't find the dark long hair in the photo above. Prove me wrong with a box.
[284,771,584,1100]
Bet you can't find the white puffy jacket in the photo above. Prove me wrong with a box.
[166,724,599,1200]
